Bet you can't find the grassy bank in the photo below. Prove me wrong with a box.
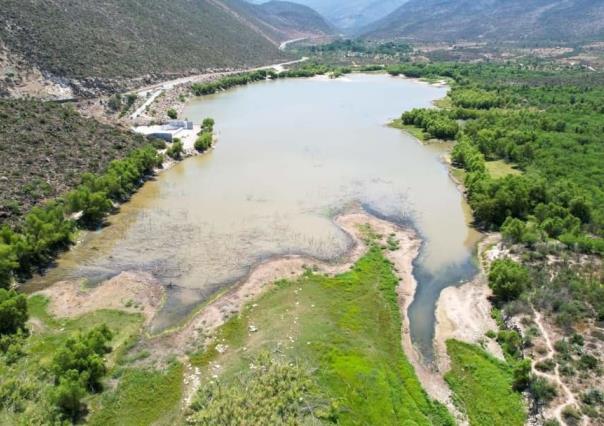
[0,295,144,423]
[89,362,183,425]
[445,340,526,426]
[389,118,426,141]
[188,239,454,425]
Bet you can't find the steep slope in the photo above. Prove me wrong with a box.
[229,0,334,41]
[362,0,604,43]
[0,0,293,80]
[248,0,409,32]
[0,99,149,225]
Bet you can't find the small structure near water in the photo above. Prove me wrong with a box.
[133,120,194,142]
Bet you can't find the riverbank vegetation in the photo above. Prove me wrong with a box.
[390,61,603,423]
[190,64,350,98]
[391,63,603,254]
[187,235,454,425]
[0,144,162,287]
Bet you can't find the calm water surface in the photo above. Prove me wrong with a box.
[28,74,478,361]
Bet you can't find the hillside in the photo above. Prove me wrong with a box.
[229,0,334,42]
[248,0,409,32]
[0,0,330,82]
[362,0,604,43]
[0,99,150,225]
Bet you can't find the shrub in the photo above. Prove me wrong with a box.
[512,359,531,391]
[194,132,213,152]
[166,140,184,160]
[561,406,582,426]
[578,354,599,370]
[0,243,17,288]
[202,118,215,132]
[167,108,178,119]
[529,376,557,407]
[188,353,334,424]
[0,289,28,335]
[52,324,113,390]
[582,389,604,405]
[488,258,529,303]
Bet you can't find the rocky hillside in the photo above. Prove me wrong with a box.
[0,99,150,225]
[362,0,604,43]
[249,0,409,32]
[228,0,334,42]
[0,0,329,84]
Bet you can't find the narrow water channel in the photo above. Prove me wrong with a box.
[28,74,478,361]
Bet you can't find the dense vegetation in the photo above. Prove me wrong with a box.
[303,39,412,56]
[0,0,287,79]
[390,63,604,255]
[0,100,153,226]
[188,233,454,425]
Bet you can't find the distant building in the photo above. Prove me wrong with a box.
[133,120,194,142]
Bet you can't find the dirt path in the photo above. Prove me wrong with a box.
[531,307,586,425]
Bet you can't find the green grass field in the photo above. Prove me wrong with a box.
[445,340,526,426]
[189,243,454,425]
[389,119,427,141]
[485,160,522,179]
[89,362,183,426]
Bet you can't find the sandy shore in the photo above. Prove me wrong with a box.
[434,234,505,370]
[38,271,164,326]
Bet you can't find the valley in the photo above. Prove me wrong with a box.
[0,1,603,425]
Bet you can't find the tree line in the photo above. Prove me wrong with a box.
[0,145,163,287]
[395,63,604,255]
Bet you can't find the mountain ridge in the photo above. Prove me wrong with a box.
[0,0,331,83]
[362,0,604,43]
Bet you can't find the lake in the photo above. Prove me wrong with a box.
[28,74,478,361]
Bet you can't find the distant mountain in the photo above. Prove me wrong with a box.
[233,0,335,41]
[362,0,604,43]
[0,0,331,81]
[248,0,409,32]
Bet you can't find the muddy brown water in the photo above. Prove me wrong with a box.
[27,74,479,362]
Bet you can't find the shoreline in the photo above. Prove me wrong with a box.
[37,207,464,413]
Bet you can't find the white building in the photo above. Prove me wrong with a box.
[133,120,194,142]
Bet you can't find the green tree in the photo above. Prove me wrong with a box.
[0,289,28,335]
[51,370,87,422]
[167,108,178,120]
[52,325,113,390]
[202,117,215,132]
[166,140,184,160]
[0,243,17,289]
[488,258,529,302]
[194,132,213,152]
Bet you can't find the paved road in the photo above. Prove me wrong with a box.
[130,54,308,120]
